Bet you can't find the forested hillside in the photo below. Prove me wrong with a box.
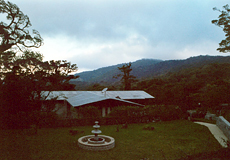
[75,59,162,82]
[72,56,230,87]
[72,59,162,89]
[71,55,230,111]
[134,61,230,110]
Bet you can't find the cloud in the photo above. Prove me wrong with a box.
[37,33,222,73]
[39,34,150,71]
[15,0,216,41]
[8,0,230,72]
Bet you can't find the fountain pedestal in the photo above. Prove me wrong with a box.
[91,121,102,141]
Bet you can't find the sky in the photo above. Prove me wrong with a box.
[4,0,230,72]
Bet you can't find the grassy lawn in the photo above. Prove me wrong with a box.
[0,120,222,160]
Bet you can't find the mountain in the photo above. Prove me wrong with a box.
[71,55,230,90]
[72,58,162,84]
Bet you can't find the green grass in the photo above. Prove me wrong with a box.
[0,120,222,160]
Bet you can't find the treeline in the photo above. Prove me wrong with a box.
[74,56,230,89]
[85,62,230,113]
[134,63,230,111]
[87,62,230,110]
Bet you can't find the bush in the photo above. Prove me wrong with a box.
[108,106,142,123]
[143,124,155,131]
[78,106,101,119]
[144,105,185,121]
[221,109,230,122]
[106,105,185,124]
[192,110,206,118]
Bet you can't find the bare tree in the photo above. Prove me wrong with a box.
[114,62,137,90]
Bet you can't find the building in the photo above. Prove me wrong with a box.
[42,90,154,118]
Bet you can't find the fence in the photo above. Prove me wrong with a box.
[216,116,230,140]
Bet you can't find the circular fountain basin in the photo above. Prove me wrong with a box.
[78,135,115,151]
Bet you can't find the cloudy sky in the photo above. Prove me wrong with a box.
[6,0,230,72]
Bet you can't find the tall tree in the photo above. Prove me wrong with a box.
[212,4,230,53]
[0,0,43,78]
[0,51,79,129]
[114,62,137,90]
[0,0,43,53]
[40,60,79,90]
[0,1,79,129]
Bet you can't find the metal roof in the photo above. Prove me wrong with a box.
[42,90,153,107]
[67,91,108,107]
[41,91,79,100]
[92,90,154,99]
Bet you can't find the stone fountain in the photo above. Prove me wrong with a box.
[78,121,115,151]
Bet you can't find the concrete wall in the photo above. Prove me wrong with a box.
[216,116,230,140]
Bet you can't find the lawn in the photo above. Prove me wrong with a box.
[0,120,222,160]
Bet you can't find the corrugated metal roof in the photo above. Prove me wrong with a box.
[68,95,144,107]
[42,90,153,107]
[93,90,154,99]
[41,91,78,100]
[67,91,107,107]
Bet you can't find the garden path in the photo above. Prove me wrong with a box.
[194,122,228,148]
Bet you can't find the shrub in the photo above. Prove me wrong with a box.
[192,110,206,118]
[143,124,155,131]
[108,106,142,123]
[78,106,101,119]
[144,105,185,121]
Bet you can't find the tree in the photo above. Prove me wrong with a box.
[0,0,43,53]
[0,0,43,78]
[0,51,79,129]
[0,0,79,129]
[0,0,44,128]
[212,4,230,53]
[41,60,79,90]
[113,62,137,90]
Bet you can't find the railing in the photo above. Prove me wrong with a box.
[216,116,230,140]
